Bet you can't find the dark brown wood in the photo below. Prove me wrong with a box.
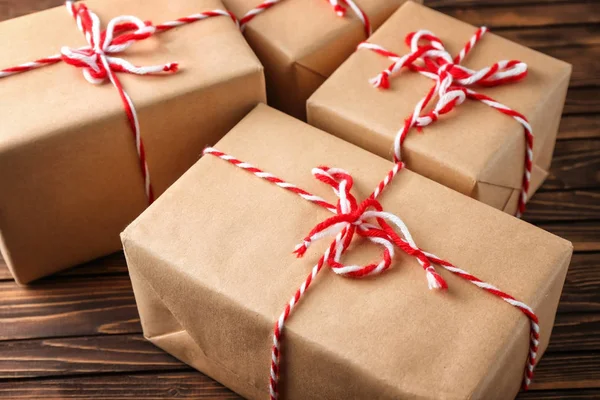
[0,334,186,379]
[0,371,242,399]
[0,0,598,399]
[543,139,600,191]
[564,87,600,115]
[524,191,600,223]
[557,252,600,313]
[557,115,600,140]
[497,25,600,49]
[428,0,574,7]
[441,3,600,29]
[0,276,140,341]
[0,252,129,282]
[519,389,600,400]
[539,222,600,252]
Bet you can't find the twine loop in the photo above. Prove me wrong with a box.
[60,2,178,86]
[293,166,448,289]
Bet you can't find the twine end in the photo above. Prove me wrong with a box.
[164,63,179,73]
[426,269,448,291]
[369,72,390,89]
[334,5,346,17]
[293,243,308,258]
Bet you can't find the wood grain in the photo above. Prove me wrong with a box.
[524,191,600,223]
[557,252,600,313]
[442,3,600,29]
[540,222,600,252]
[564,88,600,115]
[543,139,600,191]
[497,25,600,49]
[0,276,140,341]
[0,334,186,379]
[0,371,241,399]
[557,115,600,140]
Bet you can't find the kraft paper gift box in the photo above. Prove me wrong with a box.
[222,0,415,120]
[122,104,573,400]
[0,0,265,284]
[307,1,572,216]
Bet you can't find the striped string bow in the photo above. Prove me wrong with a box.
[203,147,540,400]
[0,1,237,204]
[358,28,533,217]
[239,0,371,36]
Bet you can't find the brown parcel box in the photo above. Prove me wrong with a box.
[122,104,573,399]
[308,2,572,216]
[0,0,265,284]
[223,0,415,120]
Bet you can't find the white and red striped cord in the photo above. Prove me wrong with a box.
[0,1,237,205]
[358,27,533,217]
[239,0,371,36]
[203,147,540,399]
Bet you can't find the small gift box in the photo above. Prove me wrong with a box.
[307,1,571,217]
[0,0,265,283]
[122,104,572,399]
[222,0,414,120]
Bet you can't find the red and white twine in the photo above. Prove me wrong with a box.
[203,147,540,399]
[358,28,533,217]
[0,1,237,204]
[239,0,371,36]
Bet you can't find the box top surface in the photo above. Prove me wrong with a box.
[0,0,261,150]
[309,1,572,191]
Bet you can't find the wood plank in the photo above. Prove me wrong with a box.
[557,253,600,314]
[524,191,600,223]
[497,25,600,49]
[540,222,600,252]
[0,276,140,341]
[543,139,600,191]
[441,3,600,29]
[519,389,600,400]
[0,253,128,282]
[564,87,600,115]
[530,351,600,390]
[0,371,240,399]
[557,115,600,140]
[542,45,600,88]
[0,334,186,380]
[428,0,575,7]
[550,313,600,353]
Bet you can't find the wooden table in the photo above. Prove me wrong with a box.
[0,0,599,398]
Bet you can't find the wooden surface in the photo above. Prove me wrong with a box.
[0,0,599,399]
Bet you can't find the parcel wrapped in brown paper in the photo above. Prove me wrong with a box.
[222,0,415,120]
[122,104,573,400]
[307,1,572,216]
[0,0,265,284]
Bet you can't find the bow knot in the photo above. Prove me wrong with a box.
[60,2,178,85]
[368,28,528,116]
[292,166,448,289]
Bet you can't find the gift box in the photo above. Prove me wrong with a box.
[307,1,571,216]
[0,0,265,284]
[122,104,573,399]
[222,0,414,120]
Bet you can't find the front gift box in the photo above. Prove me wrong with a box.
[122,104,573,400]
[222,0,415,120]
[308,1,572,217]
[0,0,265,283]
